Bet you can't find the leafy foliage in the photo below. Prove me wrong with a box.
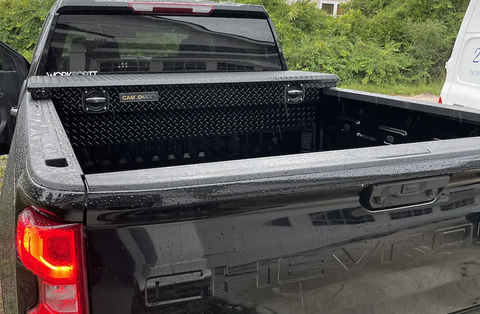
[0,0,56,61]
[221,0,468,86]
[0,0,470,87]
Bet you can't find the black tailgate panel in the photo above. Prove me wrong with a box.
[85,183,480,314]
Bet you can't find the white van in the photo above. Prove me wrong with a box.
[440,0,480,107]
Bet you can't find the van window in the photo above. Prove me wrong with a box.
[45,14,282,75]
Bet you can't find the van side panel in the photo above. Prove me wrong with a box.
[441,0,480,107]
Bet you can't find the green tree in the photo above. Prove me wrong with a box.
[0,0,56,61]
[0,0,470,90]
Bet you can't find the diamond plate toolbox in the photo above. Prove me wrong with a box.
[28,72,339,147]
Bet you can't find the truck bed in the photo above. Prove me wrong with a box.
[27,72,480,175]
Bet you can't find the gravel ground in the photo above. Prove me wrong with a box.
[398,93,440,102]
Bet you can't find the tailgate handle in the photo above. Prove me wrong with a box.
[361,176,450,212]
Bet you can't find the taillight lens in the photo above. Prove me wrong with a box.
[129,2,214,14]
[17,207,88,314]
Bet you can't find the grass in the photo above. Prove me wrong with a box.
[0,284,3,314]
[0,155,7,191]
[341,81,443,97]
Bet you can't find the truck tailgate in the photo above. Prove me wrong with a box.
[84,138,480,314]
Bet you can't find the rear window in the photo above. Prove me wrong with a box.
[45,14,282,75]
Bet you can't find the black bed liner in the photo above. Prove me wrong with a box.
[26,72,480,176]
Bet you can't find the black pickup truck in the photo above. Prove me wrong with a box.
[2,1,480,314]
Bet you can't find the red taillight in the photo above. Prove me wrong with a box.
[438,96,443,104]
[129,2,214,14]
[17,207,88,314]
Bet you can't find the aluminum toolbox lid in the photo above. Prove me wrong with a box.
[27,71,339,98]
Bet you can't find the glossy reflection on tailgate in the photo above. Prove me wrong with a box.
[86,184,480,314]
